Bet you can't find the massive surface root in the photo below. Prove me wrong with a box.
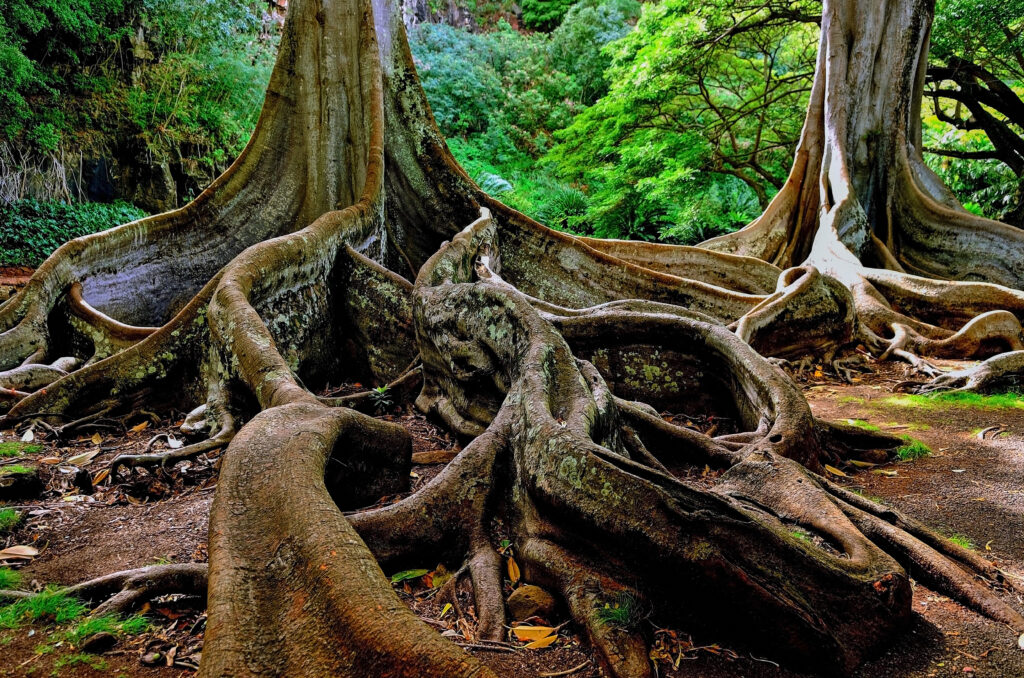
[2,0,1024,676]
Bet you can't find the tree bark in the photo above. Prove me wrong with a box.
[1,0,1022,677]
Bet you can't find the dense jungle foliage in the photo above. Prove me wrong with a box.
[0,0,1022,264]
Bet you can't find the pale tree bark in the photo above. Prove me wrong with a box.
[0,0,1022,677]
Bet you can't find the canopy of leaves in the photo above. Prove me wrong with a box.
[0,0,278,171]
[546,0,818,241]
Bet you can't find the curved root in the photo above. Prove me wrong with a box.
[0,563,207,616]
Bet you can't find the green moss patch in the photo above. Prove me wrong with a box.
[883,391,1024,410]
[0,464,35,476]
[0,442,42,458]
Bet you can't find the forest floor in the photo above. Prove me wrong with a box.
[0,310,1022,677]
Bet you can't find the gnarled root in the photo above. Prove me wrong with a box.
[395,214,1024,676]
[917,351,1024,393]
[0,563,207,616]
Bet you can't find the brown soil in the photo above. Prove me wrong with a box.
[2,366,1023,677]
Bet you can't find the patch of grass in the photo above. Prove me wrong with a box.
[0,508,21,534]
[885,422,930,431]
[850,489,884,504]
[895,436,932,461]
[948,534,975,550]
[883,391,1024,410]
[845,419,880,431]
[54,653,108,671]
[596,591,647,630]
[0,442,42,457]
[62,613,149,645]
[0,588,88,629]
[0,567,22,589]
[838,396,866,404]
[0,464,34,475]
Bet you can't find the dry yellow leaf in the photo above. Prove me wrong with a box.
[823,464,847,477]
[39,457,62,464]
[93,468,110,485]
[130,421,150,433]
[0,545,39,559]
[66,449,100,467]
[91,432,102,445]
[525,634,557,649]
[512,626,555,642]
[507,556,520,584]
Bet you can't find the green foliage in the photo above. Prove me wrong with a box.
[0,199,147,266]
[0,0,278,180]
[0,567,22,589]
[0,0,129,149]
[549,0,640,104]
[411,4,638,232]
[547,0,817,242]
[521,0,577,31]
[595,591,646,629]
[923,0,1024,217]
[845,419,881,432]
[896,437,932,461]
[369,386,393,413]
[921,117,1018,220]
[0,465,33,475]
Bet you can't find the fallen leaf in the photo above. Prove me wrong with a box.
[824,464,847,477]
[66,449,100,467]
[390,568,429,584]
[130,421,150,433]
[93,468,110,485]
[872,469,898,477]
[440,603,452,618]
[0,545,39,559]
[91,432,102,445]
[167,436,184,449]
[848,460,877,468]
[513,626,555,642]
[20,429,34,443]
[39,457,62,464]
[985,540,993,551]
[507,556,521,584]
[525,634,558,649]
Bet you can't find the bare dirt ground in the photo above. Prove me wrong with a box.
[2,359,1023,678]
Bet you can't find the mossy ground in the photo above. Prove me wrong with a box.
[883,391,1024,410]
[0,441,42,457]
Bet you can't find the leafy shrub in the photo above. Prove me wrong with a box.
[521,0,576,31]
[535,185,589,232]
[0,199,147,266]
[473,171,514,196]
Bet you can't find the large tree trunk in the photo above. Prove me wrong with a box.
[1,0,1022,677]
